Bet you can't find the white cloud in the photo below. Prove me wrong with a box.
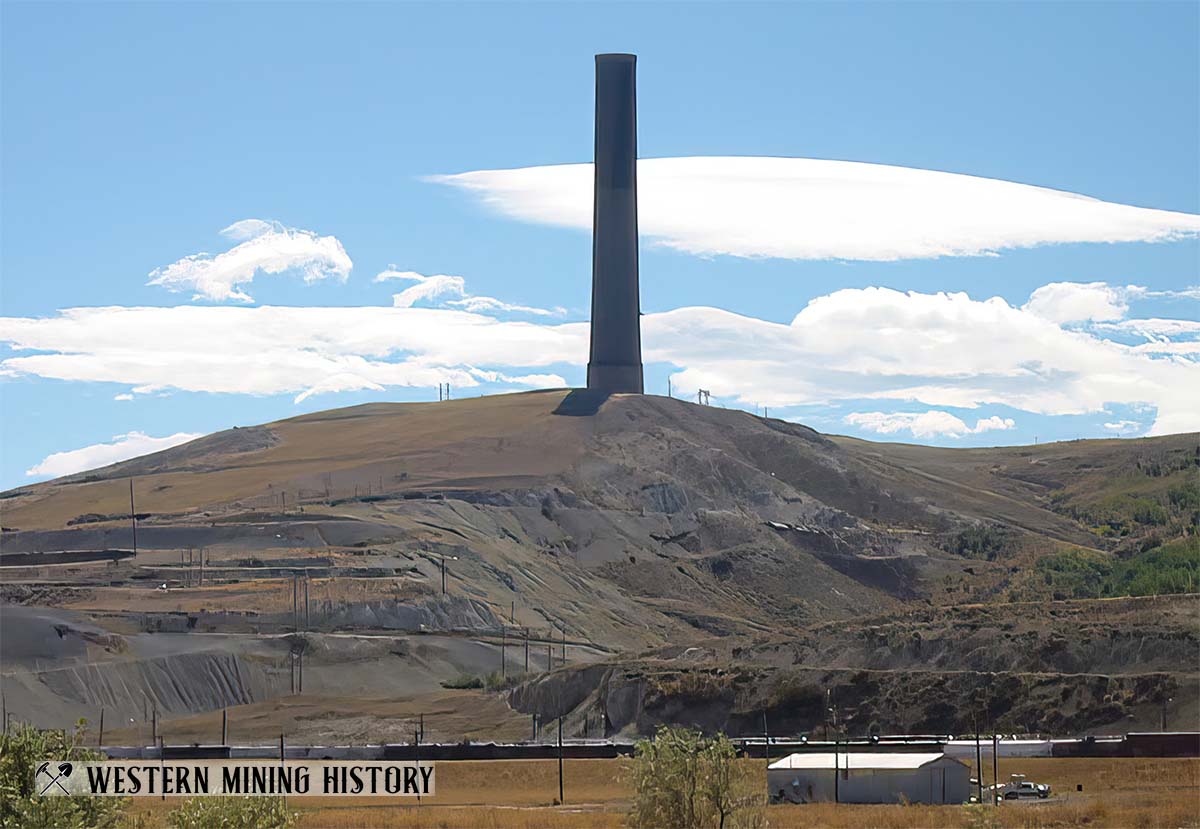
[1023,281,1128,323]
[375,267,562,315]
[844,410,1016,439]
[114,393,134,401]
[0,305,579,402]
[1,283,1196,437]
[430,157,1200,261]
[390,275,468,308]
[972,415,1018,433]
[148,220,352,302]
[25,431,203,479]
[447,296,565,317]
[293,373,386,404]
[1096,318,1200,338]
[648,286,1199,436]
[1103,420,1144,434]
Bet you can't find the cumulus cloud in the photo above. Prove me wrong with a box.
[844,410,1016,439]
[646,283,1199,435]
[1103,420,1144,435]
[1023,281,1128,323]
[430,157,1200,261]
[25,431,203,479]
[374,267,563,316]
[148,220,352,302]
[2,283,1197,436]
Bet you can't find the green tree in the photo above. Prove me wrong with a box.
[627,726,764,829]
[0,721,126,829]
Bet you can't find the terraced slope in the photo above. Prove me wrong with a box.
[1,390,1195,738]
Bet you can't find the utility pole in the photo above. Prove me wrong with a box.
[824,688,831,741]
[441,555,446,595]
[524,629,529,673]
[974,716,983,805]
[222,709,228,745]
[557,716,564,804]
[414,727,421,805]
[561,628,566,666]
[304,576,310,629]
[834,733,839,803]
[500,626,506,679]
[992,732,999,805]
[128,478,138,557]
[98,708,104,746]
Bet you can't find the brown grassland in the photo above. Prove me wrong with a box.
[118,756,1200,829]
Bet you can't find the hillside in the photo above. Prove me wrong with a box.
[1,390,1196,740]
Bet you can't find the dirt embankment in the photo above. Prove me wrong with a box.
[508,594,1200,739]
[509,659,1192,739]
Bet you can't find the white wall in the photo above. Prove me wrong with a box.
[768,760,970,804]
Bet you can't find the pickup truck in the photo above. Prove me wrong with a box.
[996,776,1051,800]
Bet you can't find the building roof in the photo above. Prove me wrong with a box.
[768,752,954,770]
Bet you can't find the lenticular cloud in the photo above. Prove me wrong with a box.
[431,157,1200,261]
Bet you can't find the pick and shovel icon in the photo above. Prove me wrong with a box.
[37,761,73,795]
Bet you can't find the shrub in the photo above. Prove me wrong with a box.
[0,721,126,829]
[168,796,298,829]
[941,525,1012,560]
[627,726,764,829]
[440,673,484,690]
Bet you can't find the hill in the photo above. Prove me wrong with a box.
[1,390,1196,740]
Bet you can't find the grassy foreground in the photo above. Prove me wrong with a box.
[119,757,1199,828]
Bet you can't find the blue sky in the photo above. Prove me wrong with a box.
[2,1,1198,488]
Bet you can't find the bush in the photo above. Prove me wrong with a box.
[0,721,126,829]
[627,726,764,829]
[941,525,1012,560]
[440,671,522,692]
[168,796,298,829]
[440,673,484,690]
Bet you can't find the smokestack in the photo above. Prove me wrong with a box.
[587,53,643,395]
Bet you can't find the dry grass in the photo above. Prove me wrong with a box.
[294,805,625,828]
[8,390,587,531]
[119,757,1200,829]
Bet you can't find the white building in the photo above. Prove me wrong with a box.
[767,752,971,804]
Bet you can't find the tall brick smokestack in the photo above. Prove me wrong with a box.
[587,53,643,395]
